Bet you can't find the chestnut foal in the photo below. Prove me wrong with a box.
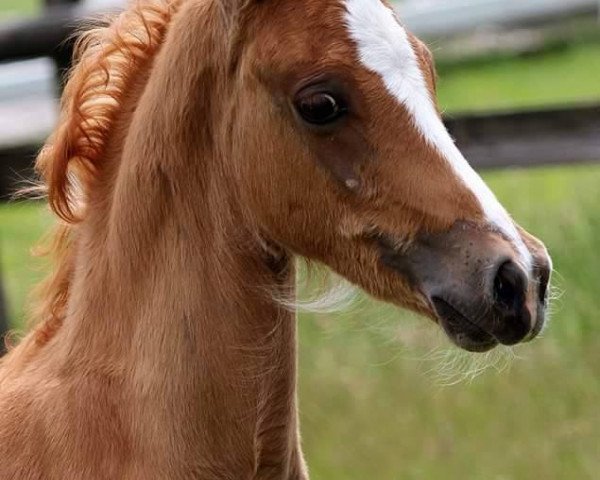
[0,0,551,478]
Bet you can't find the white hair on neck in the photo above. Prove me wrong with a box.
[272,260,360,314]
[421,343,518,386]
[271,261,520,386]
[357,309,519,386]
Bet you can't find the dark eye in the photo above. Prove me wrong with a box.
[295,92,347,125]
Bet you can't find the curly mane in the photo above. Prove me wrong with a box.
[26,0,183,346]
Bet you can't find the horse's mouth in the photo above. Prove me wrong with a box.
[372,223,550,353]
[375,235,499,352]
[431,298,499,353]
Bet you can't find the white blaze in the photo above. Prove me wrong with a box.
[343,0,532,270]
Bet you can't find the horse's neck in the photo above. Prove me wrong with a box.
[54,201,303,474]
[43,5,305,474]
[63,193,301,472]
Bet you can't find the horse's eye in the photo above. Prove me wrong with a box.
[295,92,347,125]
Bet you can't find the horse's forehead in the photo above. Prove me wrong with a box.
[253,0,351,54]
[252,0,420,82]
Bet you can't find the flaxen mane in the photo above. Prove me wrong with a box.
[24,0,183,349]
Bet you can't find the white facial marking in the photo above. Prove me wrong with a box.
[343,0,532,271]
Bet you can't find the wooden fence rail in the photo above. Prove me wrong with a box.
[0,7,76,64]
[2,103,599,200]
[0,0,86,90]
[447,103,600,169]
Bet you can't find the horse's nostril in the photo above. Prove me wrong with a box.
[491,260,531,345]
[493,260,527,314]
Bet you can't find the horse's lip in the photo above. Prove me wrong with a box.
[431,297,498,353]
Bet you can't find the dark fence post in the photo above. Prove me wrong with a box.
[44,0,81,91]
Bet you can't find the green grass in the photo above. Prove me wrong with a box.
[0,202,52,326]
[436,42,600,112]
[0,0,39,17]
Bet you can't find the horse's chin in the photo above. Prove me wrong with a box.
[429,297,500,352]
[382,293,499,353]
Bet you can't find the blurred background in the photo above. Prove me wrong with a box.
[0,0,599,478]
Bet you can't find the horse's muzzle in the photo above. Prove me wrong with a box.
[378,222,551,352]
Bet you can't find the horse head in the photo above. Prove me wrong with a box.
[224,0,551,352]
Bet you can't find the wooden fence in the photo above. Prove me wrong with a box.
[0,0,81,350]
[398,0,599,39]
[2,104,600,200]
